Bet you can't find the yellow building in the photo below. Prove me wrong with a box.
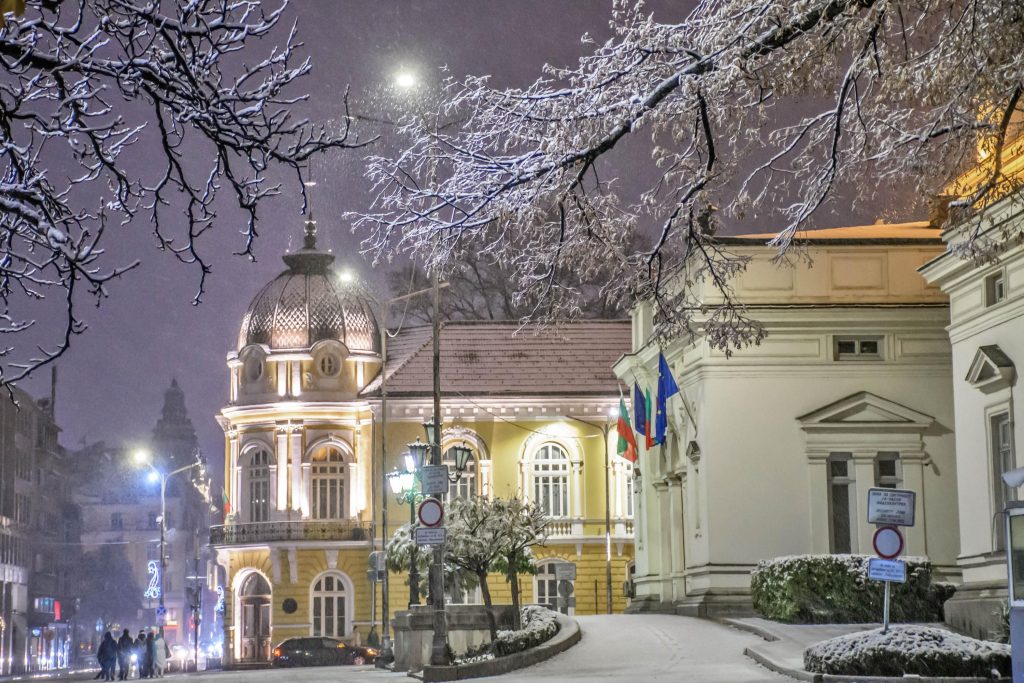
[213,219,635,665]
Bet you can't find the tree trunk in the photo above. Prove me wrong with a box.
[508,569,522,630]
[478,571,497,641]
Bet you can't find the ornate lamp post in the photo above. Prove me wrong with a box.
[386,439,430,607]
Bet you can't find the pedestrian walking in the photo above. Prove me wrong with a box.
[152,633,168,677]
[143,632,155,678]
[135,630,148,678]
[367,626,380,648]
[350,625,362,647]
[117,629,134,680]
[97,631,118,681]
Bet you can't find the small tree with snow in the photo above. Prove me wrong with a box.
[491,497,548,630]
[444,496,507,640]
[384,522,429,597]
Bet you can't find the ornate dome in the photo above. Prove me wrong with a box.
[237,218,380,354]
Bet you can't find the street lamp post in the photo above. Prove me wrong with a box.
[387,440,430,608]
[134,450,208,637]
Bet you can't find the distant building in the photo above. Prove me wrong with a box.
[615,222,960,616]
[72,379,212,650]
[213,218,634,665]
[0,380,79,674]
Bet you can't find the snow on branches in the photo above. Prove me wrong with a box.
[0,0,361,385]
[357,0,1024,353]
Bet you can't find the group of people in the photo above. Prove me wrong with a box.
[96,629,170,681]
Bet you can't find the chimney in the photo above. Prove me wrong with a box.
[49,365,57,417]
[928,195,954,229]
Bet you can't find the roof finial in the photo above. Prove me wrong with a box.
[303,175,318,250]
[303,211,318,250]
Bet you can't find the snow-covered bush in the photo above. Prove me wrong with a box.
[804,625,1010,678]
[751,555,954,624]
[455,606,559,663]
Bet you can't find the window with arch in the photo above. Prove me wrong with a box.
[532,443,570,518]
[318,353,340,377]
[311,573,347,638]
[534,560,573,614]
[246,449,271,523]
[311,446,347,520]
[244,355,264,383]
[444,446,476,501]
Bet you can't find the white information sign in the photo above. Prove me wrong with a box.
[420,465,451,496]
[415,526,447,547]
[867,488,916,527]
[554,562,577,581]
[867,558,907,583]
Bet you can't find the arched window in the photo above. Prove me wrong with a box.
[246,449,271,523]
[532,443,570,518]
[311,447,347,520]
[444,447,476,501]
[311,573,347,638]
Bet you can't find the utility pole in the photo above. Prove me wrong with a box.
[429,267,449,666]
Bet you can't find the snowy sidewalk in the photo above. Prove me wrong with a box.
[725,618,878,681]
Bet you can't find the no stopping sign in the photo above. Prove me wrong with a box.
[873,525,904,559]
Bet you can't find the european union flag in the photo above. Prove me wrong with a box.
[655,353,679,444]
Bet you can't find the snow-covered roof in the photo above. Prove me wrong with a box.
[362,320,630,398]
[721,221,942,244]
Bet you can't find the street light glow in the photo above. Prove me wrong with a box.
[394,71,417,89]
[146,470,160,485]
[337,269,355,283]
[133,449,151,465]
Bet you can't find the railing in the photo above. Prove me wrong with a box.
[546,518,634,539]
[210,520,373,545]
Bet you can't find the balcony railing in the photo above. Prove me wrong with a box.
[546,518,634,539]
[210,520,373,545]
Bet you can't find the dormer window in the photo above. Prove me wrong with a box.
[244,356,264,382]
[318,353,340,377]
[985,271,1007,307]
[834,336,882,360]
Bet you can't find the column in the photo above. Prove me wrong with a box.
[807,457,831,553]
[666,475,686,601]
[290,428,303,515]
[291,361,302,398]
[228,433,240,517]
[348,463,359,518]
[276,361,287,397]
[571,461,584,535]
[853,451,876,554]
[899,451,928,556]
[275,428,288,512]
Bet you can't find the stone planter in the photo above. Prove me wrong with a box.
[392,604,516,672]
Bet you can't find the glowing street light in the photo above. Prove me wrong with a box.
[394,70,417,89]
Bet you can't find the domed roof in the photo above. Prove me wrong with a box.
[237,218,380,354]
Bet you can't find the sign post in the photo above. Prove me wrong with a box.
[867,488,915,634]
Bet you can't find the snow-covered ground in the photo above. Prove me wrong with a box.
[84,615,782,683]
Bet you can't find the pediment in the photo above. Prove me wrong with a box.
[966,345,1015,392]
[797,391,934,431]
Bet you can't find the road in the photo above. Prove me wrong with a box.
[17,615,787,683]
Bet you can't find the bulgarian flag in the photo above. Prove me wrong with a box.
[222,488,230,515]
[616,397,638,463]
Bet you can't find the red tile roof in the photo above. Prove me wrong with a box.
[362,320,631,398]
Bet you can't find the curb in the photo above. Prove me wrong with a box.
[721,617,779,642]
[420,613,581,682]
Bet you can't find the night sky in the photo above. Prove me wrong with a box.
[19,1,904,479]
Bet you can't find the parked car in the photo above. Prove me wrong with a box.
[271,637,378,667]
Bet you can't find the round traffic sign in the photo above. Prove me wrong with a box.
[873,525,904,559]
[417,498,444,527]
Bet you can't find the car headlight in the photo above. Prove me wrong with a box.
[365,648,378,656]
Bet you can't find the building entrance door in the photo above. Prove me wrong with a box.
[239,574,271,661]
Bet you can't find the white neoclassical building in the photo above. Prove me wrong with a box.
[921,191,1024,637]
[615,222,961,616]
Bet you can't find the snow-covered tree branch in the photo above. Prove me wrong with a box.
[357,0,1024,353]
[0,0,363,386]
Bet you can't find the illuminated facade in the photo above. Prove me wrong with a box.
[214,218,634,665]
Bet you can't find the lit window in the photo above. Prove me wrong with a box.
[247,449,271,523]
[311,573,347,638]
[828,453,856,554]
[834,337,883,360]
[532,444,570,518]
[986,271,1007,307]
[312,447,347,520]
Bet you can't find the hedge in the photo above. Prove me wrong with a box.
[750,555,955,624]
